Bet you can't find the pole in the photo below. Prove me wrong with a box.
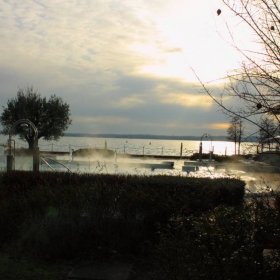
[33,137,39,172]
[199,142,202,162]
[7,155,14,171]
[33,146,40,172]
[180,142,183,157]
[7,137,14,171]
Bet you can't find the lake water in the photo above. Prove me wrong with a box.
[0,134,257,156]
[1,134,278,193]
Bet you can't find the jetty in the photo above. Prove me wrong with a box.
[183,160,279,173]
[39,150,191,160]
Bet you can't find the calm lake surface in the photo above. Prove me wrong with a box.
[1,134,278,193]
[0,134,257,156]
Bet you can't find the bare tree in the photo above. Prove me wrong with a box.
[258,116,278,152]
[196,0,280,143]
[227,116,244,155]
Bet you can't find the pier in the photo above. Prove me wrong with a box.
[183,160,279,173]
[39,150,191,160]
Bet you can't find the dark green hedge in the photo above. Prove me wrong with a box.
[0,171,245,259]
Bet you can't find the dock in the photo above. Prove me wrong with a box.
[183,161,279,173]
[39,150,191,160]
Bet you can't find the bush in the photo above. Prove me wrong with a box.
[0,171,245,260]
[156,193,280,280]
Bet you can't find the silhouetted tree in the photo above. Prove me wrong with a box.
[258,116,278,152]
[196,0,280,143]
[227,116,244,155]
[0,86,72,149]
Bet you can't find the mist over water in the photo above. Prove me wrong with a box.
[1,134,278,193]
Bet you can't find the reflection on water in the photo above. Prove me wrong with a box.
[0,134,257,157]
[0,153,277,194]
[0,134,276,193]
[36,155,280,194]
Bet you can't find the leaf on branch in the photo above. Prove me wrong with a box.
[271,26,275,31]
[217,9,221,16]
[256,103,262,110]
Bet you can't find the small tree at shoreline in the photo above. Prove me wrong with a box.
[258,116,278,152]
[0,86,72,149]
[227,116,244,155]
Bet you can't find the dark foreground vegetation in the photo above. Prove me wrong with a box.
[0,171,279,279]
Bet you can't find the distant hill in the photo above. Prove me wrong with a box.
[64,133,258,142]
[0,131,258,142]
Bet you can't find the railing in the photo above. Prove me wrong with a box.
[40,156,72,172]
[38,143,199,157]
[1,140,208,157]
[2,140,233,157]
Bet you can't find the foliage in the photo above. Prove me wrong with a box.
[0,253,72,280]
[0,86,72,149]
[156,198,280,280]
[1,171,280,278]
[0,171,245,260]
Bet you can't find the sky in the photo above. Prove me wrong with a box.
[0,0,252,136]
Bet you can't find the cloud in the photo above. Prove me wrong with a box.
[163,47,183,53]
[114,95,146,108]
[0,0,240,136]
[76,116,129,125]
[159,92,213,108]
[208,123,229,130]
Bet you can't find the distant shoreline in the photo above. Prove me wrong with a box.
[64,133,257,142]
[0,132,258,142]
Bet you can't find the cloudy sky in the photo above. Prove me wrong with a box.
[0,0,251,136]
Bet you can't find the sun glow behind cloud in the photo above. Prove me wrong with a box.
[209,123,229,130]
[160,92,213,108]
[0,0,254,135]
[129,0,243,84]
[76,116,129,125]
[114,95,146,108]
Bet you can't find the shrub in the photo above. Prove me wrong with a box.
[0,171,245,260]
[156,193,280,280]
